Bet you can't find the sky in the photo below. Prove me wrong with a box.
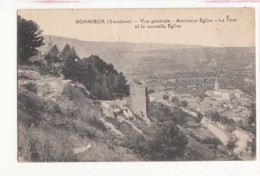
[18,8,255,47]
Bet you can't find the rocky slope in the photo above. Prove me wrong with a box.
[18,67,243,161]
[18,68,146,162]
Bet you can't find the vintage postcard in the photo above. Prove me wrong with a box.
[17,8,256,162]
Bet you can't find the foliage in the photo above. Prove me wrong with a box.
[171,97,180,105]
[205,110,220,122]
[247,137,256,157]
[17,15,44,64]
[248,103,256,125]
[148,122,188,160]
[227,138,237,151]
[61,45,80,81]
[61,46,129,100]
[163,94,169,100]
[202,137,221,146]
[196,112,203,123]
[172,115,187,128]
[45,45,60,69]
[180,100,188,108]
[219,115,229,124]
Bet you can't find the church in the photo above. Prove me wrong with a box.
[205,78,245,102]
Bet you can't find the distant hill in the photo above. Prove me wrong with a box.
[41,35,255,81]
[42,35,203,58]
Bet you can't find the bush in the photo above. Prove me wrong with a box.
[87,117,107,132]
[202,137,221,145]
[181,100,188,108]
[171,97,180,105]
[163,94,169,100]
[247,137,256,157]
[227,139,237,151]
[196,112,203,123]
[148,122,188,160]
[23,82,38,94]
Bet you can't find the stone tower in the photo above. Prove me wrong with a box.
[129,79,151,125]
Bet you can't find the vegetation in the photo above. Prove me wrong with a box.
[148,122,188,160]
[17,15,129,100]
[247,137,256,157]
[61,48,129,100]
[180,100,188,107]
[196,112,203,123]
[205,110,220,122]
[17,15,45,64]
[171,96,180,105]
[45,45,61,69]
[227,138,237,151]
[17,16,131,161]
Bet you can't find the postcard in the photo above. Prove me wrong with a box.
[17,8,256,162]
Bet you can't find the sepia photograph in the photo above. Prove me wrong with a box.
[17,8,256,162]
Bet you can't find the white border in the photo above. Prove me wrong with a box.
[0,1,259,176]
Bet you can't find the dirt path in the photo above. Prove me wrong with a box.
[181,107,229,145]
[201,119,229,145]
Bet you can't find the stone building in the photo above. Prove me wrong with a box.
[206,77,245,102]
[129,79,151,125]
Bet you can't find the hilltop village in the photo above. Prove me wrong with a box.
[17,15,256,162]
[148,77,255,159]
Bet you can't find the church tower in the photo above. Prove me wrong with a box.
[214,77,219,91]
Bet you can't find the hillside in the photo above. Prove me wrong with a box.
[41,36,255,98]
[18,66,238,161]
[18,67,146,161]
[42,35,255,78]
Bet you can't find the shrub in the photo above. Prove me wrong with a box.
[87,117,107,132]
[23,82,38,94]
[181,100,188,108]
[227,139,237,151]
[202,137,221,145]
[196,112,203,123]
[163,94,169,100]
[149,122,188,160]
[171,97,180,105]
[247,137,256,157]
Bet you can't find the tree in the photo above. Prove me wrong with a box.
[171,97,180,105]
[45,45,60,69]
[227,138,237,151]
[181,100,188,108]
[205,110,220,122]
[60,44,71,62]
[196,112,203,123]
[219,115,228,124]
[173,115,187,128]
[163,95,169,100]
[17,15,45,64]
[150,122,188,160]
[249,103,256,125]
[247,137,256,157]
[114,72,129,98]
[61,45,79,80]
[61,52,129,100]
